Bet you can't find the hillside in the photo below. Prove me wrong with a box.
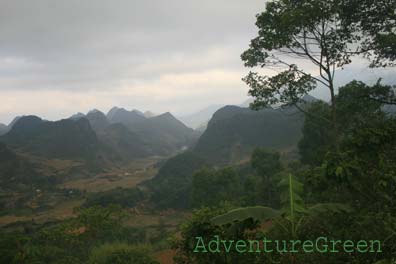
[85,110,110,132]
[98,123,152,160]
[130,112,198,154]
[106,108,198,155]
[0,143,45,191]
[193,105,304,164]
[0,124,8,136]
[0,116,100,161]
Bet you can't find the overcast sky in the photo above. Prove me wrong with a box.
[0,0,272,124]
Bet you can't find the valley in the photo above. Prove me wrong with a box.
[0,103,303,244]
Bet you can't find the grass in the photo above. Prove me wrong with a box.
[0,156,166,227]
[60,157,162,192]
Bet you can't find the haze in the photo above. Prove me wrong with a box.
[0,0,273,124]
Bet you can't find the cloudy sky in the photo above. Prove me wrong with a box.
[0,0,272,124]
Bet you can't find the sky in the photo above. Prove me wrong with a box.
[0,0,270,124]
[1,1,395,125]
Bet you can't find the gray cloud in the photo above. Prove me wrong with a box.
[0,0,268,123]
[4,0,389,125]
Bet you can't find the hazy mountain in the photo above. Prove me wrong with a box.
[178,104,224,129]
[144,111,157,118]
[98,123,151,160]
[0,123,8,136]
[0,107,198,166]
[69,112,85,120]
[193,105,304,164]
[8,116,21,129]
[85,109,110,132]
[0,116,100,160]
[128,112,198,155]
[107,107,146,125]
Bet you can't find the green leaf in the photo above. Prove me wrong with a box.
[307,203,351,216]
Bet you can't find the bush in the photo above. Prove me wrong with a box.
[88,243,159,264]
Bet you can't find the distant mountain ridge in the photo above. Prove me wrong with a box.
[1,107,199,171]
[178,104,224,129]
[107,107,146,125]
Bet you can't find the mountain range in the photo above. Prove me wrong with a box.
[0,94,315,195]
[0,107,199,172]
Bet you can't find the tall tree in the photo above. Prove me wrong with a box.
[344,0,396,67]
[241,0,395,143]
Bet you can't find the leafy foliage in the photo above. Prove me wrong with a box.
[148,151,208,208]
[190,167,244,208]
[88,243,158,264]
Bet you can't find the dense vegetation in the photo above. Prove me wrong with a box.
[0,206,158,263]
[172,81,396,263]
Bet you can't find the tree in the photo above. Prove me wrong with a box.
[190,167,243,208]
[298,101,332,165]
[212,173,349,264]
[241,0,395,144]
[172,206,260,264]
[298,81,395,165]
[343,0,396,67]
[251,148,282,206]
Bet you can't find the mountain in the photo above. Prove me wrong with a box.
[193,105,304,164]
[239,98,254,108]
[146,104,305,208]
[128,112,198,155]
[98,123,151,160]
[85,109,110,132]
[0,116,100,160]
[107,107,146,125]
[1,107,198,167]
[8,116,21,129]
[0,123,8,136]
[178,104,224,129]
[106,107,198,155]
[69,112,85,120]
[144,111,156,118]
